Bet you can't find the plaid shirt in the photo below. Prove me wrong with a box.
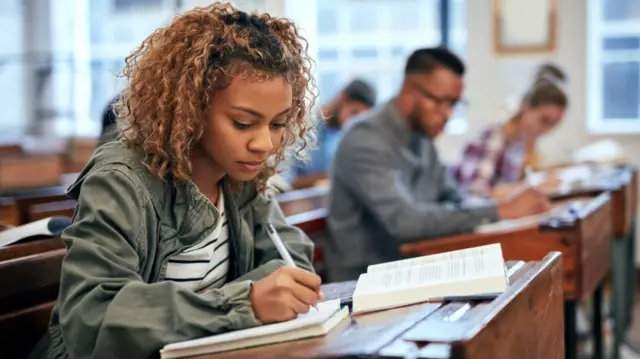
[451,125,526,196]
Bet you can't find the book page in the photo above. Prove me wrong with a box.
[366,243,502,273]
[356,256,505,295]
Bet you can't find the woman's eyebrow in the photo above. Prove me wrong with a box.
[230,106,292,118]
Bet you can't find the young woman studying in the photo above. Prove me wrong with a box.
[452,64,568,199]
[29,4,322,359]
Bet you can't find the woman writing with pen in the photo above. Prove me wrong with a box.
[30,4,322,359]
[452,63,568,200]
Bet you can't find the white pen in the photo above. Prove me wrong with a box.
[265,222,319,311]
[265,223,297,267]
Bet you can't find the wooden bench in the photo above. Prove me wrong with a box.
[183,253,564,359]
[0,248,65,358]
[400,193,613,359]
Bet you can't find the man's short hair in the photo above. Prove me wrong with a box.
[342,79,377,107]
[404,47,465,76]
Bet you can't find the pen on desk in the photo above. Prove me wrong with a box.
[265,222,319,311]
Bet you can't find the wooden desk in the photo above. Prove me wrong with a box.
[0,197,19,226]
[0,154,63,192]
[183,253,564,359]
[1,186,69,225]
[549,166,637,359]
[278,186,328,217]
[0,144,24,157]
[400,193,612,359]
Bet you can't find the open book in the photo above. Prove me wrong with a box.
[160,299,348,359]
[352,244,507,314]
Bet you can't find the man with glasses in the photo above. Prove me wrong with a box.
[325,47,551,282]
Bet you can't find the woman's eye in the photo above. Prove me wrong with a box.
[233,121,252,130]
[271,122,286,129]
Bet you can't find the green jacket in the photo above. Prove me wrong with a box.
[36,141,315,359]
[96,124,119,148]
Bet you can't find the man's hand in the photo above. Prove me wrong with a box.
[496,186,552,219]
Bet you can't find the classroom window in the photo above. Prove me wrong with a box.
[587,0,640,133]
[314,0,467,134]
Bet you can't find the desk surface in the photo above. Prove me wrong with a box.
[402,193,613,301]
[185,253,563,359]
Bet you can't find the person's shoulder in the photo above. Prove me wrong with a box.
[341,107,386,142]
[67,141,167,204]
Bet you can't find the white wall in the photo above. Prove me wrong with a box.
[438,0,640,263]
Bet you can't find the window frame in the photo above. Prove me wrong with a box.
[587,0,640,134]
[312,0,467,135]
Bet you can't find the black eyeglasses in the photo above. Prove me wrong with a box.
[408,80,467,110]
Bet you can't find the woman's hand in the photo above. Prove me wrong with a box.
[249,266,323,323]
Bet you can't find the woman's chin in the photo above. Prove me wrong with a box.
[227,171,260,183]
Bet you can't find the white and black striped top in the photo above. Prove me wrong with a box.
[165,190,229,292]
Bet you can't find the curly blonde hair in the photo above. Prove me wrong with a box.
[116,2,317,191]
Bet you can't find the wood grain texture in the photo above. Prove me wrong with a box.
[0,248,65,313]
[401,194,613,301]
[183,255,563,359]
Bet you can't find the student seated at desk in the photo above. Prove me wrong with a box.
[452,64,568,199]
[30,5,322,359]
[285,79,377,189]
[326,47,551,282]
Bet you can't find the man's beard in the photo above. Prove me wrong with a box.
[325,114,340,128]
[324,103,342,129]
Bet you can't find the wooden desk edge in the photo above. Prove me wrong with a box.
[457,252,563,342]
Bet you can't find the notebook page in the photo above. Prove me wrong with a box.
[356,256,505,295]
[163,299,341,352]
[366,244,502,274]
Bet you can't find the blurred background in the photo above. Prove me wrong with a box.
[0,0,638,165]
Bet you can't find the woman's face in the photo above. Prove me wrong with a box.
[201,76,293,182]
[518,103,565,143]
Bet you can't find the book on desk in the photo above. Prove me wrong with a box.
[160,244,512,357]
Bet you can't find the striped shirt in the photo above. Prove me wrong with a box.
[164,190,229,292]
